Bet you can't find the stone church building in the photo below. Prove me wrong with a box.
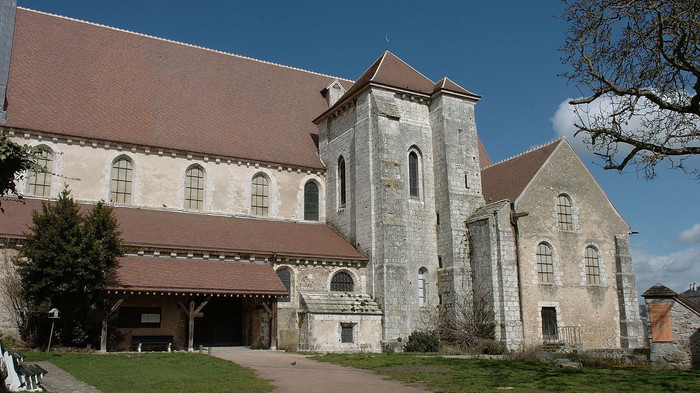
[0,3,643,352]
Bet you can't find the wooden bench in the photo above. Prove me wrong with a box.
[1,347,48,392]
[131,335,174,352]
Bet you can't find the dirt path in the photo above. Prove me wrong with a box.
[212,347,429,393]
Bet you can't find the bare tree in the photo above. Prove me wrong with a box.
[561,0,700,179]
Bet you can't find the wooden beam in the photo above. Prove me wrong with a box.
[184,297,212,352]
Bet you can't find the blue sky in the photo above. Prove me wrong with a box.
[21,0,699,298]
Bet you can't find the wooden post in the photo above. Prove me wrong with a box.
[271,298,278,350]
[177,296,211,352]
[100,296,125,353]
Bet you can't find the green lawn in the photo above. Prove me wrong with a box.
[24,352,273,393]
[312,353,700,393]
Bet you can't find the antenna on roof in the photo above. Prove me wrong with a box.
[385,35,389,51]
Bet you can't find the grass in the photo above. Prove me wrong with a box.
[24,352,273,393]
[311,353,700,392]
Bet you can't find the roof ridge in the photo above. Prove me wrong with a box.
[481,137,564,170]
[19,7,353,83]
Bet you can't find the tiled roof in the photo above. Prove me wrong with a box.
[315,51,436,122]
[0,198,367,261]
[6,8,354,169]
[108,256,287,296]
[433,77,481,99]
[642,284,678,298]
[480,139,562,203]
[478,138,492,168]
[300,292,382,315]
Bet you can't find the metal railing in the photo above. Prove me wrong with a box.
[543,326,582,345]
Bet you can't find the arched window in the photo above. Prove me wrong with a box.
[418,267,428,306]
[184,165,204,210]
[537,242,554,283]
[338,156,346,208]
[585,246,601,285]
[304,181,319,221]
[409,151,420,197]
[110,156,133,204]
[27,147,53,197]
[276,269,291,302]
[330,271,354,292]
[557,194,573,231]
[251,173,269,216]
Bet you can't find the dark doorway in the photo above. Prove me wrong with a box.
[193,298,244,346]
[541,307,558,342]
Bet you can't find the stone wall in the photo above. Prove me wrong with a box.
[645,297,700,369]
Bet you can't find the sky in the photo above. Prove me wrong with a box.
[19,0,699,299]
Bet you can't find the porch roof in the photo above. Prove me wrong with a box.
[106,256,288,297]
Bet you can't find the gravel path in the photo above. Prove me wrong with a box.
[212,347,430,393]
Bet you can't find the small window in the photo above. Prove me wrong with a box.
[585,246,601,285]
[110,156,133,204]
[464,173,469,189]
[557,194,573,231]
[330,271,354,292]
[537,242,554,283]
[304,181,319,221]
[341,324,354,343]
[184,165,204,210]
[418,267,428,306]
[338,156,346,207]
[251,174,269,216]
[277,268,291,302]
[27,147,53,197]
[409,151,419,197]
[438,256,443,268]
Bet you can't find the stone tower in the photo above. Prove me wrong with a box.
[315,52,484,343]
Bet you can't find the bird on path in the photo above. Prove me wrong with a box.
[290,361,296,366]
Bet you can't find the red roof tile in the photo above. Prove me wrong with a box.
[478,138,492,168]
[481,139,562,203]
[108,256,287,296]
[0,198,367,261]
[6,9,353,169]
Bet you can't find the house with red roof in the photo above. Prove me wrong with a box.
[0,1,643,352]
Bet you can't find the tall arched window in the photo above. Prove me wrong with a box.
[338,156,346,208]
[27,147,53,197]
[557,194,573,231]
[251,174,269,216]
[110,156,133,204]
[277,268,291,302]
[537,242,554,283]
[330,271,354,292]
[304,181,319,221]
[418,267,428,306]
[184,165,204,210]
[409,151,420,197]
[585,246,601,285]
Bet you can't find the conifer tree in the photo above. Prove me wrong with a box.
[16,188,123,347]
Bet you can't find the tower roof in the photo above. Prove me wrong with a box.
[433,77,481,99]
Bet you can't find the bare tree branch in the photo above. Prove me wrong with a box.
[561,0,700,179]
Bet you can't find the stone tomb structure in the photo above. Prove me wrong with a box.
[0,2,643,352]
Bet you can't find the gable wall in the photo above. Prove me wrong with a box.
[514,142,631,349]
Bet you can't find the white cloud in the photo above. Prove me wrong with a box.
[632,247,700,297]
[675,223,700,244]
[550,99,590,156]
